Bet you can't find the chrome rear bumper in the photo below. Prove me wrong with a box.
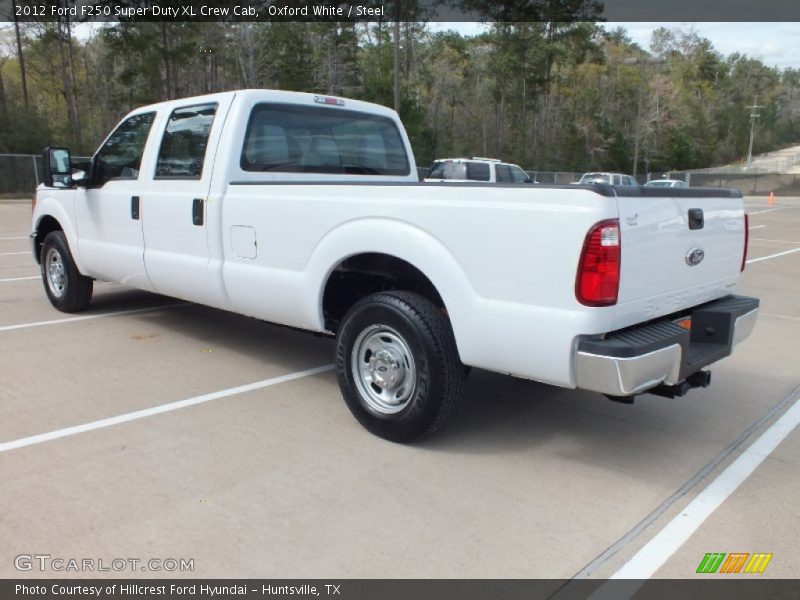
[575,296,759,397]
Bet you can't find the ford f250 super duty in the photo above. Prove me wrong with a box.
[32,89,759,442]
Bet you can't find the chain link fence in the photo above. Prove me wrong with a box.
[0,154,43,198]
[1,154,92,198]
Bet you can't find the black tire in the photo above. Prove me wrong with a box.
[40,231,93,313]
[336,291,465,443]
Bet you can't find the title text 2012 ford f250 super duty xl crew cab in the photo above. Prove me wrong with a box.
[33,89,759,442]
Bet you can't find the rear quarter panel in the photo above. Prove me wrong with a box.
[219,183,618,386]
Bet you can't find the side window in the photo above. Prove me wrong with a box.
[627,176,637,186]
[155,103,218,179]
[465,162,490,181]
[613,175,621,185]
[511,167,529,183]
[496,164,512,183]
[93,112,155,187]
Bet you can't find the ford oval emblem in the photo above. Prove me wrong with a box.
[686,247,705,266]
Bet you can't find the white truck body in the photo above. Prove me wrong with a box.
[32,89,758,440]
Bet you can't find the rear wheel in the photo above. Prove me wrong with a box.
[41,231,93,313]
[335,291,464,442]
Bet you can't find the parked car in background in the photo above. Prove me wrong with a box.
[425,157,532,183]
[645,178,689,188]
[573,172,638,186]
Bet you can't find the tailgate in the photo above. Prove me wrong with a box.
[616,187,746,315]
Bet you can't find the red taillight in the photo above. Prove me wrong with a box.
[576,219,621,306]
[741,212,749,271]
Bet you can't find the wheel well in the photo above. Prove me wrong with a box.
[34,216,63,263]
[322,253,446,332]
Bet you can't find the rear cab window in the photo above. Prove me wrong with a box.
[241,104,410,176]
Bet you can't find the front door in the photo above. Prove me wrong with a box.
[75,111,157,289]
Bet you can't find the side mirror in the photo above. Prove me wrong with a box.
[42,147,73,188]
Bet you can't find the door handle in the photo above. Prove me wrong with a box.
[131,196,140,220]
[688,208,704,230]
[192,198,204,226]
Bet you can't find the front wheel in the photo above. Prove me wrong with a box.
[40,231,93,313]
[335,291,464,443]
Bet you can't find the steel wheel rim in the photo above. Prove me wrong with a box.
[351,324,417,415]
[45,247,66,298]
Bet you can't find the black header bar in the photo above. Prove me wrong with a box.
[3,0,800,23]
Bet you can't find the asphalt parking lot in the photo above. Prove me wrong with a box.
[1,196,799,583]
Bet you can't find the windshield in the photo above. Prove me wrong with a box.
[579,173,610,184]
[645,180,673,187]
[429,161,467,179]
[428,160,490,181]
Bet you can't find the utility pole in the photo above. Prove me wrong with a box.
[746,96,763,169]
[632,85,644,178]
[11,0,29,110]
[393,1,400,113]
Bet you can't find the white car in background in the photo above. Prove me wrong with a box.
[574,172,638,186]
[425,157,533,183]
[645,178,689,188]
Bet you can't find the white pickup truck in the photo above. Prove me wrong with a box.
[33,89,759,442]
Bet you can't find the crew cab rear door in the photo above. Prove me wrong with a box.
[615,188,746,321]
[141,94,235,307]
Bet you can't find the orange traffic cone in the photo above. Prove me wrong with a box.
[768,192,776,206]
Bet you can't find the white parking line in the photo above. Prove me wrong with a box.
[0,236,29,240]
[746,247,800,264]
[606,392,800,582]
[748,224,766,230]
[0,275,38,282]
[0,364,335,453]
[0,303,187,333]
[748,207,788,215]
[750,238,800,244]
[763,312,800,323]
[0,251,29,256]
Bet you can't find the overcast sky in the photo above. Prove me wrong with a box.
[613,22,800,70]
[431,22,800,70]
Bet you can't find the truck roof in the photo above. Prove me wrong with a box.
[125,89,400,120]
